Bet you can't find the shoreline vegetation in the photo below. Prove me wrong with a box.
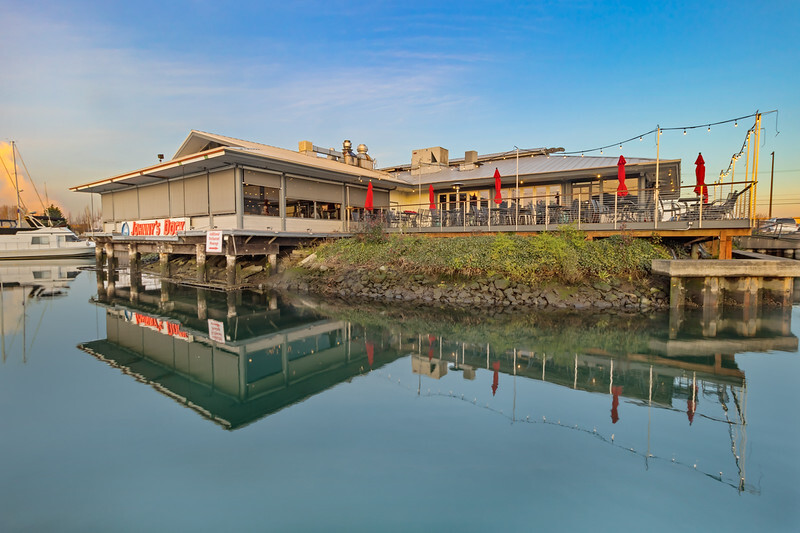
[269,228,675,312]
[142,229,678,312]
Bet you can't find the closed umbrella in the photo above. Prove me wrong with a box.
[366,341,374,368]
[429,184,436,210]
[365,181,374,212]
[694,153,708,203]
[687,384,698,425]
[491,360,500,396]
[493,168,503,205]
[617,155,628,197]
[611,385,623,424]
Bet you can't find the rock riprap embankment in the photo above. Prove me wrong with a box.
[268,255,668,311]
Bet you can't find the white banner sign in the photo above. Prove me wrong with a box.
[206,230,223,253]
[208,318,226,343]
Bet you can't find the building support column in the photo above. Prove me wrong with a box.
[669,277,686,309]
[128,243,141,302]
[226,253,237,286]
[159,252,170,279]
[280,172,287,232]
[268,253,278,275]
[702,276,720,309]
[741,276,761,309]
[718,233,733,260]
[235,165,244,230]
[196,243,207,282]
[104,243,116,299]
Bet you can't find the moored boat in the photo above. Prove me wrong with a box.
[0,217,95,259]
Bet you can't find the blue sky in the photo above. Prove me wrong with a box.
[1,0,798,216]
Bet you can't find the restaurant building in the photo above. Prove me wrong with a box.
[71,130,402,235]
[71,130,684,235]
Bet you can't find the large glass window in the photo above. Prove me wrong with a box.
[284,199,341,219]
[243,183,281,216]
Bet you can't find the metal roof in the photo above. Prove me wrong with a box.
[391,154,682,188]
[71,130,402,194]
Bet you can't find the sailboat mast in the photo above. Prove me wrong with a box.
[12,141,21,227]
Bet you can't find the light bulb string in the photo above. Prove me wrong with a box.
[718,111,780,178]
[560,111,773,156]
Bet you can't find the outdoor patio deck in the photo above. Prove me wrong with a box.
[354,184,754,236]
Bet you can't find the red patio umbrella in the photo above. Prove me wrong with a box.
[365,181,374,211]
[687,384,698,425]
[493,168,503,204]
[427,334,436,361]
[491,360,500,396]
[611,385,623,424]
[366,341,374,367]
[694,153,708,203]
[429,184,436,210]
[617,155,628,197]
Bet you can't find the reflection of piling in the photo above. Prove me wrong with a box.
[95,245,106,297]
[196,243,207,283]
[129,243,141,302]
[160,281,172,311]
[105,243,116,298]
[227,291,237,318]
[226,254,237,286]
[197,289,207,320]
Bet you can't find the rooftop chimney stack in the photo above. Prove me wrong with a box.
[411,146,449,174]
[460,150,478,170]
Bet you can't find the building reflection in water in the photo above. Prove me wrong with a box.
[80,277,797,493]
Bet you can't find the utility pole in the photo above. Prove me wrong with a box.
[768,151,775,219]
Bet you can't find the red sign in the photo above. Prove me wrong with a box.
[131,312,189,339]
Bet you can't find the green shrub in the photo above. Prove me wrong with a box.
[314,232,669,285]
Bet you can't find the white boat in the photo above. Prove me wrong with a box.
[0,141,95,259]
[0,217,95,259]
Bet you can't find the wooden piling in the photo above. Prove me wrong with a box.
[196,243,206,282]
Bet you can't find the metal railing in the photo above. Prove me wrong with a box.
[346,182,753,233]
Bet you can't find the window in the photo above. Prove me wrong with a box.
[284,199,342,220]
[243,184,281,216]
[31,236,49,245]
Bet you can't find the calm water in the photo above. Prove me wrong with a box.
[1,260,798,532]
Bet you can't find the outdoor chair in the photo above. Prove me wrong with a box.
[429,208,442,227]
[659,199,683,222]
[704,185,752,220]
[590,198,611,223]
[384,209,399,227]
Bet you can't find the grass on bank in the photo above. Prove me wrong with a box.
[312,226,670,285]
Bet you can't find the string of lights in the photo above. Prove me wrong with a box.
[559,111,777,157]
[373,368,755,494]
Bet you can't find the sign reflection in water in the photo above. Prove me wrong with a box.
[78,276,796,495]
